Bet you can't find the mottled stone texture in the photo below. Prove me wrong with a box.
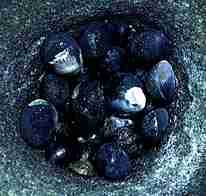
[0,0,205,195]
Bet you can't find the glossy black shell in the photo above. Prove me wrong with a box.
[20,100,58,149]
[142,108,169,146]
[41,73,70,111]
[101,116,141,157]
[96,143,130,179]
[108,73,145,117]
[79,22,112,61]
[41,32,82,75]
[71,77,105,140]
[145,60,178,104]
[45,142,68,166]
[128,30,170,68]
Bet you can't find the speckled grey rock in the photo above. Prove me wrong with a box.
[0,0,206,196]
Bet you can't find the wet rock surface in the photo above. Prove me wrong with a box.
[0,0,205,196]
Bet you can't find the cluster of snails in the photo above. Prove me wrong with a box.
[20,21,177,180]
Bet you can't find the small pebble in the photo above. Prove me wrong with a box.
[68,160,96,176]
